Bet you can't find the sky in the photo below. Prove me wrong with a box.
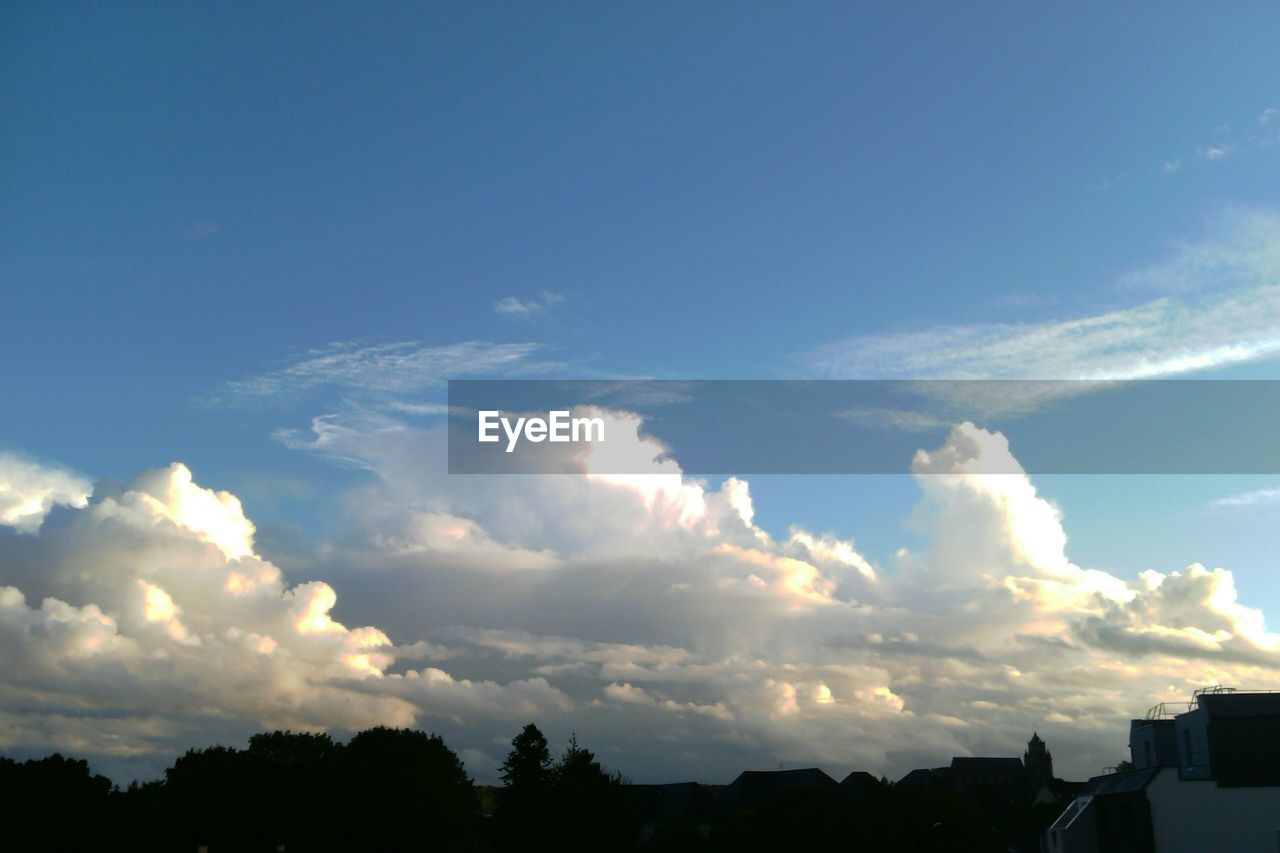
[3,2,1280,786]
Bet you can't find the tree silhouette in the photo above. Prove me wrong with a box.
[344,726,478,852]
[0,754,112,850]
[246,731,344,851]
[500,723,553,788]
[1,726,1069,852]
[550,733,635,851]
[125,727,476,852]
[497,723,555,849]
[164,744,256,850]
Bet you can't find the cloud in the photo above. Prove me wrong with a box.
[1074,565,1280,663]
[603,682,656,705]
[601,683,734,720]
[216,340,551,404]
[804,210,1280,382]
[0,462,571,776]
[184,221,221,239]
[492,291,565,317]
[1155,107,1279,174]
[902,423,1131,606]
[373,511,560,571]
[129,463,257,559]
[379,669,573,722]
[0,453,91,533]
[288,407,877,599]
[7,412,1280,785]
[437,627,694,671]
[1116,210,1280,295]
[808,290,1280,381]
[1197,145,1232,161]
[1211,487,1280,510]
[837,407,952,433]
[258,408,1280,782]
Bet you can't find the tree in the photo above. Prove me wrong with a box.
[5,728,480,852]
[164,745,253,849]
[247,729,339,765]
[500,723,552,788]
[344,726,478,851]
[0,754,112,850]
[550,733,635,851]
[497,724,555,850]
[554,732,620,789]
[246,731,344,851]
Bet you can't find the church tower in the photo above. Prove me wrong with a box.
[1024,732,1054,785]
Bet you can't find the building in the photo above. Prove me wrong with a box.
[895,734,1075,806]
[1046,686,1280,853]
[839,769,880,799]
[949,756,1028,797]
[1026,732,1055,786]
[628,781,723,841]
[628,767,880,840]
[721,767,838,810]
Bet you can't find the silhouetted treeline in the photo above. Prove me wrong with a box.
[0,753,113,849]
[0,723,1062,852]
[495,725,634,851]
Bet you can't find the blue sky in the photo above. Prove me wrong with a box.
[6,3,1280,537]
[6,1,1280,583]
[3,3,1280,783]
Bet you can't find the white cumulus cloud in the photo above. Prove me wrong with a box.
[0,453,91,533]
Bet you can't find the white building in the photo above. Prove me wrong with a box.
[1046,687,1280,853]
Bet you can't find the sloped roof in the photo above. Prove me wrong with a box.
[723,768,837,808]
[896,767,949,789]
[1079,767,1161,796]
[839,770,878,796]
[627,782,715,821]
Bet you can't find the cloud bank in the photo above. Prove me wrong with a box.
[0,457,569,776]
[5,411,1276,784]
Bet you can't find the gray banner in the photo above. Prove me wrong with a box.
[447,379,1280,475]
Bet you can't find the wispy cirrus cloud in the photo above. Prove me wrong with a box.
[1116,210,1280,295]
[1105,106,1280,187]
[1211,487,1280,510]
[836,407,951,433]
[1174,107,1280,168]
[807,289,1280,381]
[214,340,555,405]
[1197,144,1234,161]
[804,210,1280,381]
[492,291,564,317]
